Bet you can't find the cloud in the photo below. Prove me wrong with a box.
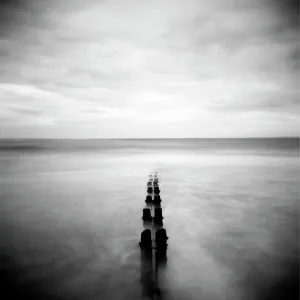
[9,107,43,116]
[0,0,298,138]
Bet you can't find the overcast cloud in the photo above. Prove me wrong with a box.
[0,0,298,138]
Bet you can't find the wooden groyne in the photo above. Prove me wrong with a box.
[139,172,168,299]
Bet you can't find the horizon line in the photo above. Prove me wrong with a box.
[0,137,298,140]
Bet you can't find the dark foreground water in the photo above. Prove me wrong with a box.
[0,139,299,300]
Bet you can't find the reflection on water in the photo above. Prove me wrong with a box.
[140,251,153,299]
[0,139,299,299]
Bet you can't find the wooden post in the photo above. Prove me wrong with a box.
[141,173,163,299]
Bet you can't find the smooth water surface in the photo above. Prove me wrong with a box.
[0,139,299,300]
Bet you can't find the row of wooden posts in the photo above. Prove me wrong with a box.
[139,173,168,299]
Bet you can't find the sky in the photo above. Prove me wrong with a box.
[0,0,298,138]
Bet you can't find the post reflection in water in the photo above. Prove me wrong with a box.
[140,250,154,299]
[139,237,168,299]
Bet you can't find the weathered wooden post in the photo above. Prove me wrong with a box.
[155,229,168,259]
[153,195,161,205]
[147,186,153,193]
[145,194,153,203]
[142,208,152,221]
[154,186,160,194]
[153,208,164,225]
[139,229,152,253]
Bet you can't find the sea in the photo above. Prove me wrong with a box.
[0,138,299,300]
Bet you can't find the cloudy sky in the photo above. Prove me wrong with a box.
[0,0,298,138]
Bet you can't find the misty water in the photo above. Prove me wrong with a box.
[0,139,299,300]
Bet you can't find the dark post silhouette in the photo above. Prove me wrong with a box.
[142,208,152,221]
[154,186,160,194]
[145,195,153,203]
[153,208,164,225]
[139,229,152,253]
[155,229,168,259]
[147,186,153,193]
[153,195,161,205]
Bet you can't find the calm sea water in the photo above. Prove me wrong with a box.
[0,139,299,300]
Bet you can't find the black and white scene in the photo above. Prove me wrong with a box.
[0,0,299,299]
